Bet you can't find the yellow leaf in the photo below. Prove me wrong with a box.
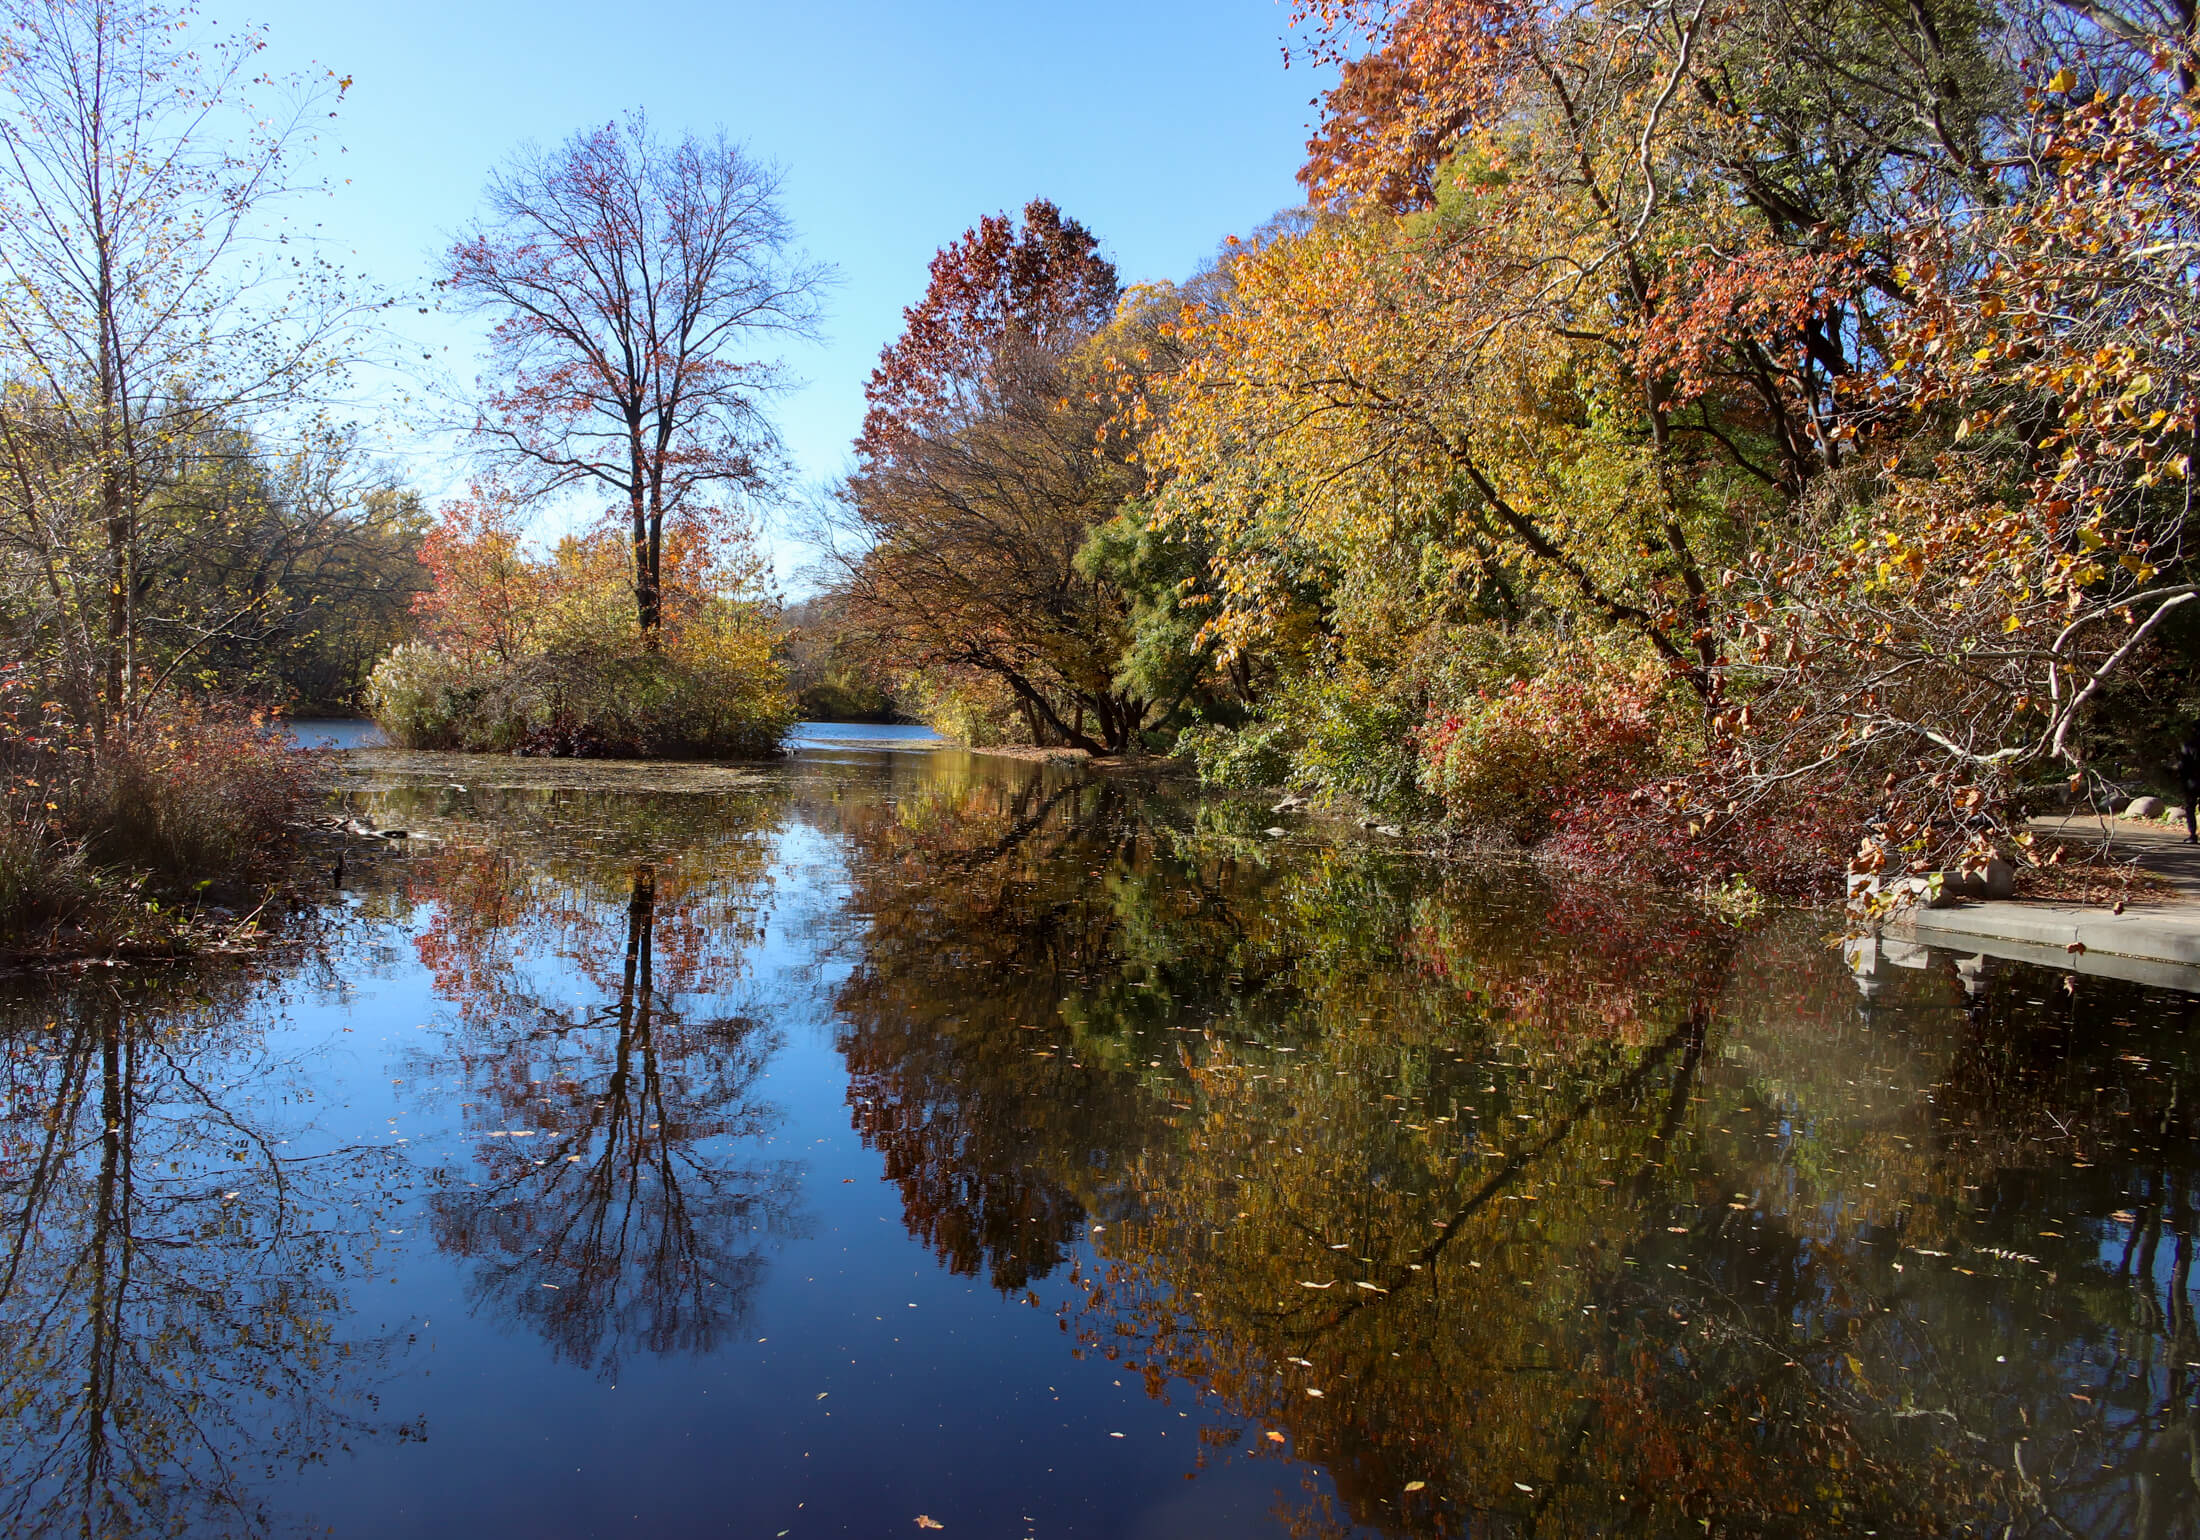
[2048,68,2076,91]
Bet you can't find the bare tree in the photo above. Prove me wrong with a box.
[445,113,828,637]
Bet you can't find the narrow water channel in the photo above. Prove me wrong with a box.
[3,734,2196,1537]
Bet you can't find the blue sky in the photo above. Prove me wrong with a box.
[255,0,1329,588]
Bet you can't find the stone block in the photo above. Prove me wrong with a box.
[2126,796,2165,819]
[1935,857,2014,904]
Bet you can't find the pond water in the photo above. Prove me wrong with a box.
[288,717,386,751]
[4,742,2198,1538]
[287,719,946,753]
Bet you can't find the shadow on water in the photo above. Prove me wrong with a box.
[0,741,2196,1535]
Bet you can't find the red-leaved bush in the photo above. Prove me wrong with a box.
[1548,773,1876,903]
[1416,653,1664,843]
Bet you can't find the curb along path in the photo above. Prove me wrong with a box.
[1884,815,2200,992]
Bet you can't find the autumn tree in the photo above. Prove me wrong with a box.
[1140,0,2200,886]
[824,201,1170,753]
[408,479,544,665]
[445,113,826,639]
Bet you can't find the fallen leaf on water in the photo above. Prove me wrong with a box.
[816,1392,828,1400]
[2112,1210,2139,1223]
[1306,1388,1324,1397]
[1404,1480,1427,1492]
[1298,1280,1334,1289]
[915,1518,944,1531]
[1515,1482,1534,1492]
[1264,1431,1286,1444]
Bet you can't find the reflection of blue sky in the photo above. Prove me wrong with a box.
[785,721,941,745]
[228,758,1323,1537]
[236,0,1332,592]
[288,718,387,751]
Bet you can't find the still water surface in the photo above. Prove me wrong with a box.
[3,737,2198,1537]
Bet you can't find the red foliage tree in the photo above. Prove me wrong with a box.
[411,481,541,664]
[445,112,825,636]
[856,199,1119,470]
[1290,0,1522,210]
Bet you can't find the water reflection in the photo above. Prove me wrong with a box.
[380,790,808,1379]
[828,768,2200,1537]
[0,973,391,1538]
[0,748,2195,1536]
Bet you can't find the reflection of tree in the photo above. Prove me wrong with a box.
[387,799,808,1380]
[1075,931,2200,1539]
[824,760,2200,1537]
[831,770,1239,1291]
[0,976,387,1538]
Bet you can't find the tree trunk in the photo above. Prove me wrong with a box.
[104,463,128,722]
[628,422,660,638]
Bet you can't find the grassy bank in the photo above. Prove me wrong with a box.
[1,681,318,963]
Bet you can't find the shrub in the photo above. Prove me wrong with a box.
[367,627,795,760]
[1417,651,1665,843]
[1287,673,1425,813]
[70,699,318,878]
[1548,775,1873,903]
[1178,720,1292,790]
[0,675,315,947]
[365,642,491,749]
[1177,667,1427,813]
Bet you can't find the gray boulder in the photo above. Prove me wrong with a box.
[2126,795,2166,820]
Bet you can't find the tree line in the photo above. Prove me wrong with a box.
[816,0,2200,898]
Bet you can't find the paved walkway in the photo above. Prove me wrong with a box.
[2027,812,2200,892]
[1884,813,2200,991]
